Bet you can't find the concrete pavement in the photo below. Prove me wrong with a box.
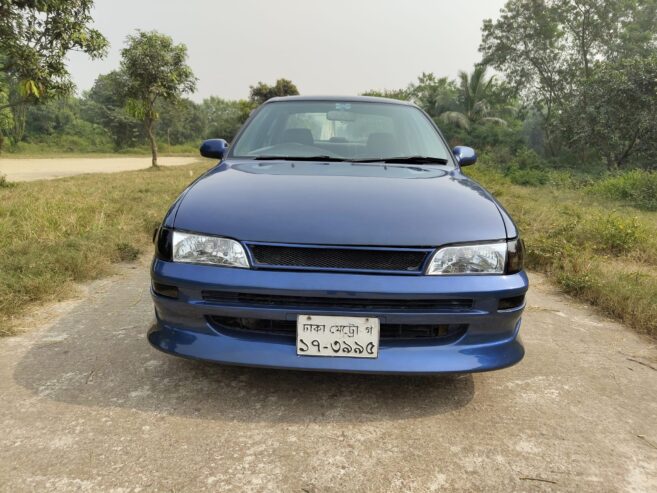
[0,262,656,492]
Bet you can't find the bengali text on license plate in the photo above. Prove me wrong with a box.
[296,315,380,358]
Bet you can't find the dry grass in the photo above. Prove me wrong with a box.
[0,161,211,335]
[468,166,657,338]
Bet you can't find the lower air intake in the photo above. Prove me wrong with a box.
[208,316,468,341]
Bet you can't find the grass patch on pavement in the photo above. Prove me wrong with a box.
[468,164,657,339]
[0,161,211,336]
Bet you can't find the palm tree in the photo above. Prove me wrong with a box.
[439,65,508,130]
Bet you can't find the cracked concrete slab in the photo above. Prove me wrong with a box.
[0,263,656,492]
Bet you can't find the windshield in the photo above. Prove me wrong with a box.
[229,100,453,164]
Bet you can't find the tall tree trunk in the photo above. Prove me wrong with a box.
[615,136,639,170]
[10,103,27,146]
[605,153,617,171]
[146,117,158,167]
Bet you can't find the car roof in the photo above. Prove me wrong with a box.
[266,95,416,106]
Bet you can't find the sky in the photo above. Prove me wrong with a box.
[67,0,507,101]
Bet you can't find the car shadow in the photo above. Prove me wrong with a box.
[13,275,475,424]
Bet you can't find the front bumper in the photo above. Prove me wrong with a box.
[149,258,528,374]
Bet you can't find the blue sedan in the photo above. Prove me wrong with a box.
[149,96,528,373]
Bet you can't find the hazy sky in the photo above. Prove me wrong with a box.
[67,0,507,101]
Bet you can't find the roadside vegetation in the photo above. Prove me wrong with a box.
[0,81,295,157]
[0,161,210,336]
[468,161,657,339]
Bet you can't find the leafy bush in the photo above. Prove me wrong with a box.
[507,167,550,186]
[588,170,657,211]
[518,208,646,298]
[558,269,596,295]
[502,148,571,186]
[473,147,599,189]
[115,242,140,262]
[0,173,12,188]
[585,213,646,255]
[470,122,526,153]
[526,235,574,270]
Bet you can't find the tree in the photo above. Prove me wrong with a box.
[408,73,459,117]
[120,31,197,167]
[480,0,657,154]
[360,88,412,101]
[249,79,299,105]
[156,98,204,146]
[439,66,508,130]
[83,71,143,150]
[201,97,252,142]
[481,0,574,142]
[615,0,657,59]
[0,79,13,152]
[559,56,657,169]
[0,0,107,111]
[20,96,113,152]
[24,97,77,136]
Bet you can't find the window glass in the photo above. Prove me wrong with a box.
[230,101,452,163]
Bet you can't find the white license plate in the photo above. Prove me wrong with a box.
[296,315,380,358]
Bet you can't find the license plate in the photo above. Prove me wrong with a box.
[296,315,380,358]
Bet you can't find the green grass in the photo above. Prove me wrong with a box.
[0,161,211,336]
[588,170,657,211]
[468,164,657,338]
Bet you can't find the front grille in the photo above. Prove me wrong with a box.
[208,316,468,341]
[247,244,430,273]
[201,291,473,311]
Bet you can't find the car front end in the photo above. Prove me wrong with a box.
[148,96,528,373]
[149,240,526,373]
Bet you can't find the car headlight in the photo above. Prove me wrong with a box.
[426,241,521,275]
[172,231,250,268]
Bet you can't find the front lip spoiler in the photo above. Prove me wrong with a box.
[147,321,524,375]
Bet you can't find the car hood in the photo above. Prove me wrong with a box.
[173,160,508,246]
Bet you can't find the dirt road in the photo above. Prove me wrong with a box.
[0,156,201,182]
[1,262,656,492]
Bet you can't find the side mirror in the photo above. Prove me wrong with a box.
[452,146,477,167]
[200,139,229,159]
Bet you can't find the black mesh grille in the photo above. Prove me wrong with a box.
[201,291,473,311]
[248,244,429,273]
[208,316,468,341]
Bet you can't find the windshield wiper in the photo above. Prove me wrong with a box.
[252,155,347,162]
[353,156,449,165]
